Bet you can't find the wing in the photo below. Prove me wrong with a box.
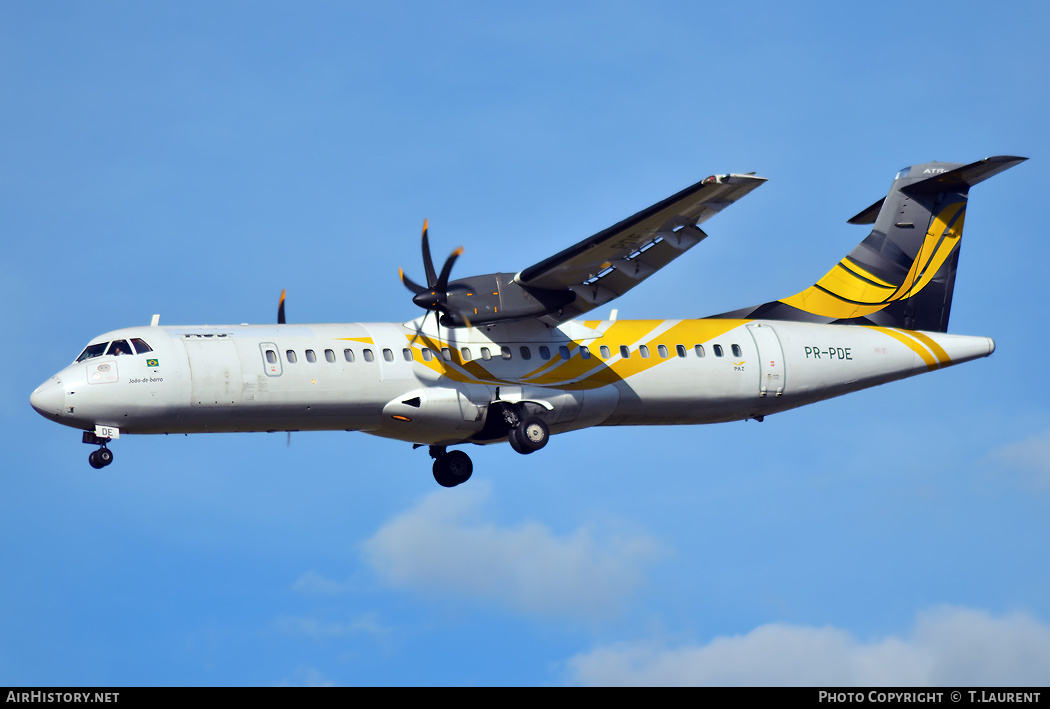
[515,173,766,324]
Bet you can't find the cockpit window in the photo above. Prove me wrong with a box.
[106,340,133,356]
[76,342,108,362]
[131,338,153,354]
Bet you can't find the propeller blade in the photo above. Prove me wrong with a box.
[399,268,427,295]
[421,220,437,287]
[435,247,463,292]
[278,289,287,324]
[409,309,428,344]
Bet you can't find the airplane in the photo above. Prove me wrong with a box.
[30,155,1025,487]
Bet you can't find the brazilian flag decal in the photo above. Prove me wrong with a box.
[147,359,159,367]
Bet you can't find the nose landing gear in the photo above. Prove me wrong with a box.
[88,447,114,469]
[83,431,114,469]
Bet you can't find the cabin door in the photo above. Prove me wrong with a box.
[747,323,785,397]
[184,336,244,407]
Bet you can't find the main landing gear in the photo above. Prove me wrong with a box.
[430,446,473,488]
[508,416,549,455]
[426,406,552,487]
[83,431,114,469]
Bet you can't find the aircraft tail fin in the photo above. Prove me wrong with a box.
[717,156,1026,332]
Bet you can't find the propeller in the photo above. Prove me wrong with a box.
[277,288,290,448]
[400,220,467,327]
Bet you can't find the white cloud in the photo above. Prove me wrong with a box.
[291,569,350,595]
[566,606,1050,686]
[360,483,662,619]
[990,430,1050,487]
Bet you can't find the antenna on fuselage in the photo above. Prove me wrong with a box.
[150,314,160,326]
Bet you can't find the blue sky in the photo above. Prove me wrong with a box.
[3,1,1049,686]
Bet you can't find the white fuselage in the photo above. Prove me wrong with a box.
[30,317,994,447]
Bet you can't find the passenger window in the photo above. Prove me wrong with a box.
[559,345,571,360]
[481,347,491,361]
[363,349,375,362]
[106,340,132,356]
[325,349,335,363]
[422,348,433,362]
[620,345,630,359]
[344,349,355,362]
[305,349,317,363]
[131,338,153,354]
[658,345,668,358]
[266,350,277,364]
[384,349,394,362]
[695,345,705,357]
[639,345,650,358]
[539,346,550,360]
[732,344,742,358]
[501,346,512,360]
[76,343,109,362]
[714,345,724,357]
[461,347,472,361]
[441,348,452,362]
[600,345,610,358]
[676,345,686,358]
[286,350,297,363]
[580,345,591,359]
[404,348,414,361]
[520,346,531,360]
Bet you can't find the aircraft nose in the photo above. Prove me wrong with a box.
[30,377,65,420]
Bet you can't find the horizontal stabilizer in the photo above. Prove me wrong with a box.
[901,155,1027,195]
[847,197,885,225]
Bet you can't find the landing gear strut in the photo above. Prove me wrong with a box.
[429,446,473,487]
[83,431,114,469]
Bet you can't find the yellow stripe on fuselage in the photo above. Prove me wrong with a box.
[906,329,952,367]
[402,319,746,390]
[866,326,939,370]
